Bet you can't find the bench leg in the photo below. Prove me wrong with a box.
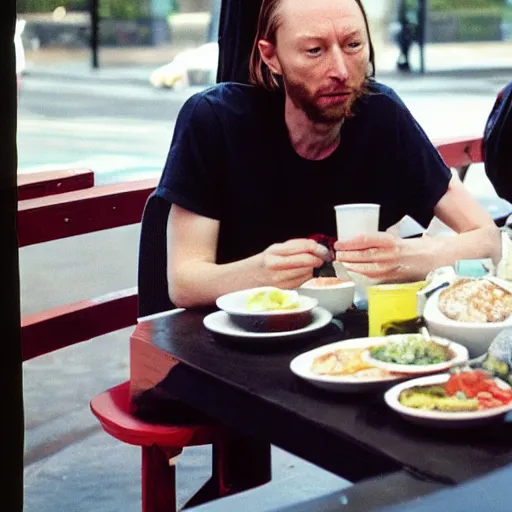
[141,445,182,512]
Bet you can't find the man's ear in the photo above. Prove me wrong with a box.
[258,40,282,76]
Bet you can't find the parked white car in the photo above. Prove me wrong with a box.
[149,42,219,90]
[15,18,26,89]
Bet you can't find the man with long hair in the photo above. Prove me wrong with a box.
[157,0,500,308]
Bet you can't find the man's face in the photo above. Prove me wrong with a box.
[268,0,370,123]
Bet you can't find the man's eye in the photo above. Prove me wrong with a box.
[347,41,362,51]
[306,47,322,56]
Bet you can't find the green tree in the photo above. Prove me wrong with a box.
[430,0,504,10]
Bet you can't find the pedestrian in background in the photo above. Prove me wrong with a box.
[396,0,419,72]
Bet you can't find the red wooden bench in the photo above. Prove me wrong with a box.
[433,135,483,182]
[18,139,492,510]
[19,177,156,358]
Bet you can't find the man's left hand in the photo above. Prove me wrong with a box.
[334,232,422,282]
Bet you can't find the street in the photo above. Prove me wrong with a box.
[18,70,512,185]
[17,77,185,185]
[19,69,512,512]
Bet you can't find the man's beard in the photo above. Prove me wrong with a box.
[284,76,367,124]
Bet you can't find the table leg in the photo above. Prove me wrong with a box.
[183,434,272,509]
[215,433,272,492]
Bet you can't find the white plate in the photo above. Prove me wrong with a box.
[362,334,469,375]
[384,373,512,428]
[289,337,413,393]
[203,307,333,340]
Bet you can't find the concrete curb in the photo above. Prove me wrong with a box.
[26,69,151,87]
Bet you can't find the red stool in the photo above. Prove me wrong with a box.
[90,381,232,512]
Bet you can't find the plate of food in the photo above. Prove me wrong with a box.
[384,370,512,428]
[289,337,412,392]
[362,333,469,375]
[423,277,512,357]
[216,286,318,333]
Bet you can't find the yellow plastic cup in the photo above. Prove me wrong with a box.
[367,281,427,337]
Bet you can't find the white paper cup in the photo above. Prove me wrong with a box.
[335,203,380,241]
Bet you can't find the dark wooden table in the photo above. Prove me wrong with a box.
[130,308,512,506]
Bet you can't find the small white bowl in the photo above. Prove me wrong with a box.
[216,287,318,333]
[423,286,512,358]
[299,278,355,316]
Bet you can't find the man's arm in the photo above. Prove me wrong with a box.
[167,204,331,308]
[426,175,502,266]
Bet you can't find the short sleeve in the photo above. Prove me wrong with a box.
[156,92,225,220]
[393,96,452,227]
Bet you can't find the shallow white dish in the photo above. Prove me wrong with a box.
[384,373,512,428]
[203,307,332,340]
[299,278,355,316]
[362,334,469,375]
[289,337,412,393]
[423,285,512,358]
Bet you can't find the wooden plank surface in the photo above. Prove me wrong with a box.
[22,287,138,361]
[18,169,94,200]
[434,136,484,168]
[18,178,157,247]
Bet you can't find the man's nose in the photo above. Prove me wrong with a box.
[329,47,349,81]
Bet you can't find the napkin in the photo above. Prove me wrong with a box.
[424,216,457,237]
[333,261,382,303]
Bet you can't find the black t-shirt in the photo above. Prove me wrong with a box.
[156,81,451,264]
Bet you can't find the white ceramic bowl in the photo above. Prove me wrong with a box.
[423,288,512,358]
[299,278,355,316]
[384,373,512,428]
[216,287,318,333]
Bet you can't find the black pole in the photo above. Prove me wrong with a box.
[91,0,99,69]
[1,2,23,511]
[418,0,427,74]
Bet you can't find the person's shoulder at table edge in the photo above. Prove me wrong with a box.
[177,81,278,122]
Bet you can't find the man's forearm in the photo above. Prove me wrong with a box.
[408,224,502,279]
[169,254,268,308]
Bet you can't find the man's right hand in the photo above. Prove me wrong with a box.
[168,205,334,307]
[260,239,333,289]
